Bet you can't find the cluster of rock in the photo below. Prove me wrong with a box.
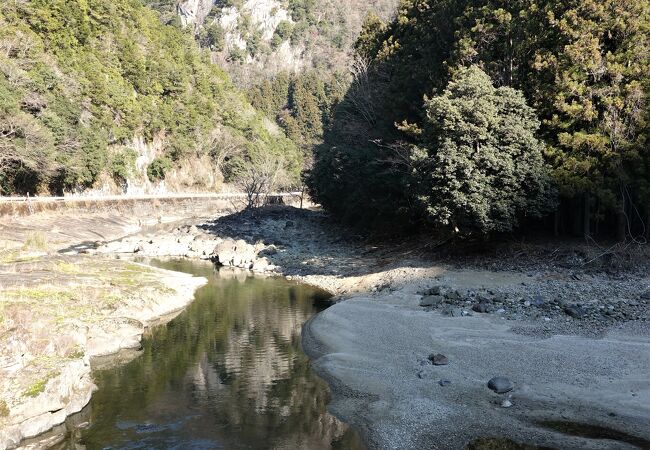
[417,352,514,407]
[418,284,649,326]
[96,226,277,273]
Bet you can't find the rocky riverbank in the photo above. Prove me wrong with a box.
[5,205,649,449]
[0,254,206,450]
[96,205,650,449]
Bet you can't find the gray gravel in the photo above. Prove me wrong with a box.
[303,294,650,450]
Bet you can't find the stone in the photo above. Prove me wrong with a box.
[424,285,444,296]
[472,302,490,313]
[531,295,545,307]
[445,290,462,301]
[420,295,444,307]
[501,397,513,408]
[441,306,462,317]
[640,290,650,300]
[439,379,452,387]
[487,376,514,394]
[429,353,449,365]
[476,293,492,303]
[564,305,587,319]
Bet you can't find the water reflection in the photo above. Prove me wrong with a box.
[59,259,363,449]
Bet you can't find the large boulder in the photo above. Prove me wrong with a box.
[212,239,257,269]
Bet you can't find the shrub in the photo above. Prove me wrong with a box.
[147,157,173,182]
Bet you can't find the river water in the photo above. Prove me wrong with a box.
[61,259,364,449]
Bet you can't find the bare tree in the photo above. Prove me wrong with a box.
[235,153,287,208]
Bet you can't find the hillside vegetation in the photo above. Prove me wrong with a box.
[153,0,400,154]
[308,0,650,238]
[0,0,301,196]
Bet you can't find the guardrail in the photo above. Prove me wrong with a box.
[0,192,303,203]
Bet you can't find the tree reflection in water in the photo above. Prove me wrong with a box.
[65,259,364,450]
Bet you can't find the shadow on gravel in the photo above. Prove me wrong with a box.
[198,205,416,279]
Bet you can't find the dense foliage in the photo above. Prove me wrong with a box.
[413,66,555,233]
[0,0,300,195]
[309,0,650,237]
[248,71,347,150]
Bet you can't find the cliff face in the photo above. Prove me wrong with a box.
[177,0,215,27]
[176,0,399,84]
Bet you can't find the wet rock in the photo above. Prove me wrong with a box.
[420,295,444,307]
[488,376,514,394]
[564,305,587,319]
[429,353,449,365]
[472,302,490,313]
[439,379,452,387]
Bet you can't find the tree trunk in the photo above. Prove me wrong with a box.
[583,193,590,240]
[616,203,627,242]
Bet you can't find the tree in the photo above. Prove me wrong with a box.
[412,66,555,234]
[236,153,288,208]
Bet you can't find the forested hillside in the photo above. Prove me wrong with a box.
[0,0,301,196]
[309,0,650,238]
[145,0,399,155]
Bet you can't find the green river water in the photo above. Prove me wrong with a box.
[59,259,364,449]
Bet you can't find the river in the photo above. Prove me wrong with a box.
[58,259,364,449]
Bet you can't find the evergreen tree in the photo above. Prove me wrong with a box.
[412,66,555,234]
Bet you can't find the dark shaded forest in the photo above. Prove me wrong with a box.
[307,0,649,240]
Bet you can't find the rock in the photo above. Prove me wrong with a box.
[564,305,587,319]
[487,376,514,394]
[640,290,650,300]
[284,220,295,228]
[445,290,462,301]
[427,286,444,295]
[472,302,490,313]
[523,300,531,307]
[501,397,513,408]
[252,257,271,272]
[439,379,452,387]
[429,353,449,365]
[441,306,458,317]
[476,293,492,303]
[420,295,444,307]
[531,295,545,307]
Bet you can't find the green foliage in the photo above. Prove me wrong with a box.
[0,0,301,194]
[110,148,138,184]
[272,20,293,48]
[200,23,225,51]
[248,70,347,149]
[310,0,650,236]
[147,157,173,182]
[412,67,555,233]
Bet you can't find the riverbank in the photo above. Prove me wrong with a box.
[3,205,649,449]
[101,206,649,449]
[0,253,206,449]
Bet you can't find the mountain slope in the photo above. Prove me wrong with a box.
[0,0,300,195]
